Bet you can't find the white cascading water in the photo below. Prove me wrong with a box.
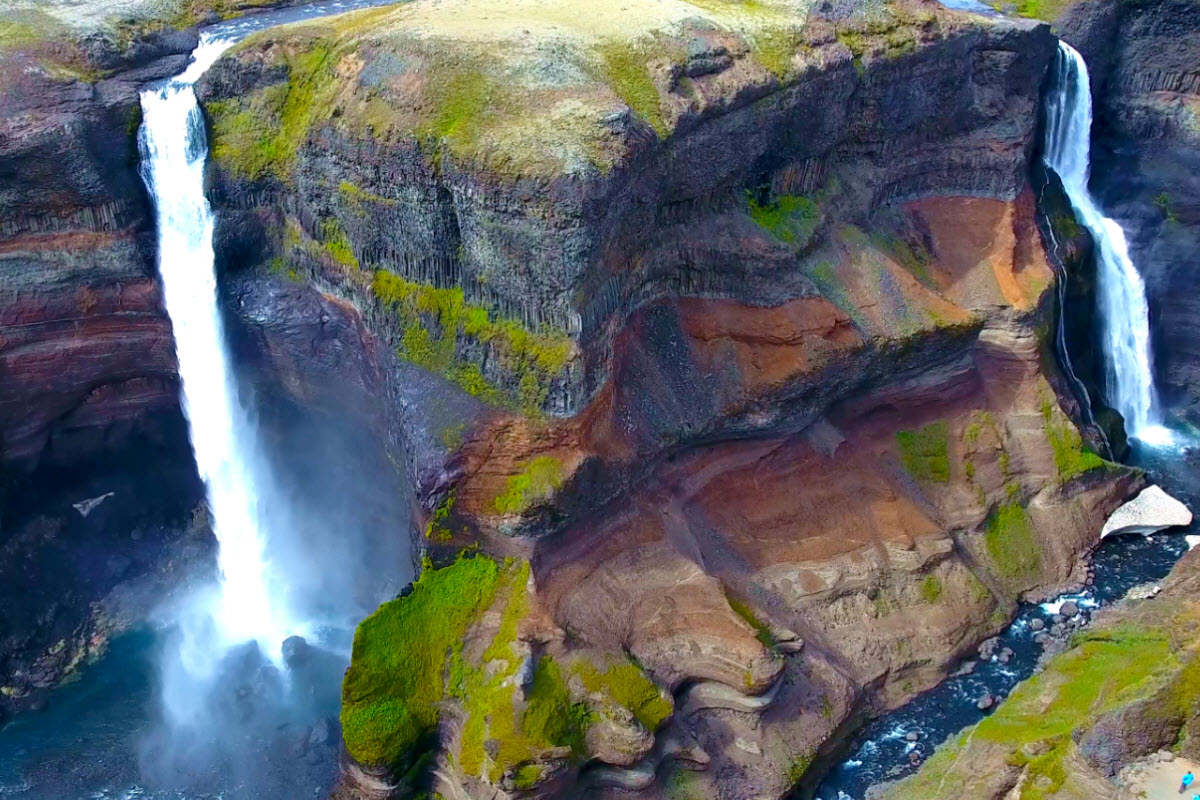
[1043,42,1171,445]
[139,35,293,717]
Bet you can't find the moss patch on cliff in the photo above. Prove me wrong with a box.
[372,271,572,414]
[1040,395,1105,483]
[726,592,777,648]
[451,563,592,783]
[493,456,566,515]
[208,39,339,181]
[982,0,1071,22]
[748,192,820,247]
[896,421,951,484]
[573,659,672,731]
[595,40,668,138]
[340,554,503,769]
[983,501,1041,583]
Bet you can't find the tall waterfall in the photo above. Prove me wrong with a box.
[1043,42,1168,443]
[139,36,291,704]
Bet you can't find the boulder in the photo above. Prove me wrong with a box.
[1101,486,1192,538]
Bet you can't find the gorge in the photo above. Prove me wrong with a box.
[1,0,1199,798]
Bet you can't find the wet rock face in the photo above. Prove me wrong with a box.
[1059,0,1200,422]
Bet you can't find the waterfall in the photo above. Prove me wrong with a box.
[1043,42,1170,444]
[138,35,293,708]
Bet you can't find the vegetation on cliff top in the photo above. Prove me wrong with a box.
[340,554,503,768]
[202,0,955,178]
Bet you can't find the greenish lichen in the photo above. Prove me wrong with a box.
[1040,395,1106,482]
[747,192,820,247]
[725,592,776,648]
[983,502,1041,582]
[340,554,503,769]
[493,456,566,516]
[896,421,951,484]
[372,271,572,414]
[572,660,672,732]
[919,575,943,604]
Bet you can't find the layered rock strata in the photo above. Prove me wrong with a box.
[190,1,1148,797]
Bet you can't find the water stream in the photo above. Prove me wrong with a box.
[1044,42,1168,444]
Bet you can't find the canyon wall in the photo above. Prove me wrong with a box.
[189,1,1148,798]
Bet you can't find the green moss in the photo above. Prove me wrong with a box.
[450,564,587,781]
[439,423,467,450]
[967,571,992,605]
[340,554,503,768]
[1154,192,1180,224]
[896,421,951,484]
[493,456,566,516]
[513,763,547,790]
[747,192,820,246]
[372,270,572,415]
[320,218,359,269]
[208,41,338,181]
[982,0,1072,21]
[1040,395,1106,482]
[751,25,802,79]
[919,575,943,604]
[424,493,456,542]
[785,749,814,785]
[807,260,865,328]
[573,660,672,732]
[595,41,667,138]
[872,588,894,618]
[455,614,591,782]
[339,180,397,208]
[725,592,776,648]
[482,561,530,663]
[873,232,935,290]
[983,502,1041,582]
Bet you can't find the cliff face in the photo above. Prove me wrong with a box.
[198,0,1056,414]
[191,2,1143,798]
[0,11,208,719]
[1058,0,1200,423]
